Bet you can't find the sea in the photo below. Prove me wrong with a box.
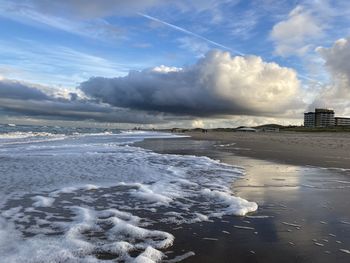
[0,124,257,262]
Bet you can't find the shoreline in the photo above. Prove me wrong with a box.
[135,134,350,262]
[175,131,350,169]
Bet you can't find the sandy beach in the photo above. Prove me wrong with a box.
[185,131,350,169]
[1,129,350,262]
[135,132,350,262]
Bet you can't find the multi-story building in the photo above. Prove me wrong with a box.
[315,108,335,127]
[335,117,350,126]
[304,108,335,127]
[304,112,315,127]
[304,108,350,127]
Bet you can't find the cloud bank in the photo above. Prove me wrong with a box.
[1,50,306,126]
[0,79,164,124]
[80,50,303,117]
[0,79,49,100]
[312,38,350,115]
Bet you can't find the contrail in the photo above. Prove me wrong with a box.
[138,13,245,56]
[298,74,324,86]
[139,13,326,85]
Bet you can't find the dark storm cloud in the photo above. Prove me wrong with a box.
[79,71,253,117]
[0,79,49,100]
[0,79,164,124]
[80,50,303,117]
[0,51,304,124]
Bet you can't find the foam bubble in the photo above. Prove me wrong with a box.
[131,184,173,205]
[32,196,55,207]
[201,188,258,216]
[0,130,257,262]
[0,205,174,262]
[134,246,164,263]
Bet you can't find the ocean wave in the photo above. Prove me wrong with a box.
[0,131,63,139]
[0,130,257,262]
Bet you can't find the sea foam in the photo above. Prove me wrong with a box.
[0,130,257,262]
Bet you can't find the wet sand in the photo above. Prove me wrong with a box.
[184,131,350,169]
[135,136,350,263]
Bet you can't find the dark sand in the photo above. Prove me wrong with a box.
[135,133,350,263]
[186,131,350,169]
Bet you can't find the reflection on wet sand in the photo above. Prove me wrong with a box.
[136,138,350,262]
[218,153,350,262]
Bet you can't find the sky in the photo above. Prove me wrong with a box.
[0,0,350,128]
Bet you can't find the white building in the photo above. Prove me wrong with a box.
[304,108,350,127]
[304,108,335,128]
[335,117,350,126]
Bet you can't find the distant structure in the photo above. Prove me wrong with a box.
[335,117,350,126]
[259,127,280,132]
[304,108,350,127]
[315,108,335,127]
[304,111,316,127]
[236,127,257,132]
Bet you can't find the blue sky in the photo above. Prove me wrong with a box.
[1,0,350,127]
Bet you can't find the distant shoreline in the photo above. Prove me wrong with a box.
[151,126,350,133]
[137,131,350,169]
[185,131,350,169]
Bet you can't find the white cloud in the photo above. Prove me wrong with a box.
[0,39,141,87]
[316,38,350,82]
[312,37,350,115]
[270,5,323,57]
[80,50,303,117]
[0,46,308,127]
[191,119,205,128]
[152,65,183,73]
[164,115,302,129]
[0,1,125,41]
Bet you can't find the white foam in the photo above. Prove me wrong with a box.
[131,184,173,205]
[1,206,22,218]
[134,246,164,263]
[32,196,55,207]
[0,131,60,139]
[0,205,175,262]
[100,241,134,256]
[0,130,257,262]
[201,188,258,217]
[194,213,209,222]
[83,184,100,190]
